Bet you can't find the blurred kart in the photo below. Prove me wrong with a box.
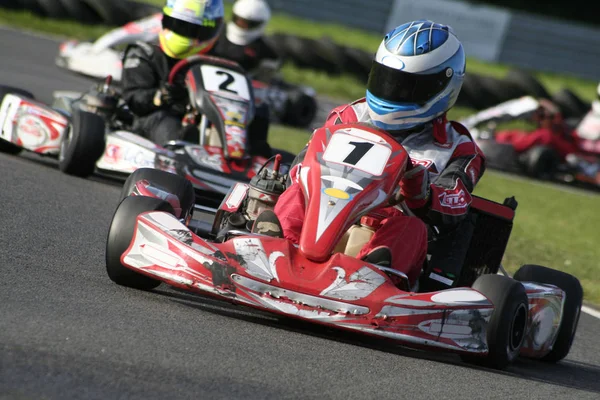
[0,55,296,208]
[55,13,318,128]
[461,96,600,188]
[106,122,582,370]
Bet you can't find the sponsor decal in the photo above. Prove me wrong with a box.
[411,157,438,174]
[16,115,48,147]
[188,147,224,172]
[124,148,155,168]
[225,183,249,209]
[431,180,472,217]
[323,187,351,200]
[320,266,385,301]
[411,158,433,168]
[438,189,468,209]
[104,144,121,163]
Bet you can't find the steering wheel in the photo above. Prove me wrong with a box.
[388,153,415,207]
[168,54,246,85]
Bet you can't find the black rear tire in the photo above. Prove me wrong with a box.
[58,108,106,177]
[282,89,317,128]
[106,196,175,290]
[476,140,521,173]
[0,85,35,155]
[551,88,590,120]
[119,167,195,221]
[504,69,550,100]
[462,274,529,369]
[513,264,583,362]
[521,145,561,180]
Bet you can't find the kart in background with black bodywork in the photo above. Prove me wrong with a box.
[0,54,296,209]
[55,12,318,129]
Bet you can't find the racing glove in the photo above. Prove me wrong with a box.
[153,83,188,108]
[399,163,430,209]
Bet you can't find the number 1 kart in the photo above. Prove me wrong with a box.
[106,122,583,370]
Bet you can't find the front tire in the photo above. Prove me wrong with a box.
[106,196,175,290]
[514,264,583,362]
[462,274,529,369]
[59,108,106,177]
[120,168,195,221]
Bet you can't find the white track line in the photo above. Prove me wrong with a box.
[488,170,600,198]
[582,305,600,319]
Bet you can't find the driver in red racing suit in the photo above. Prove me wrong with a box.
[495,98,580,160]
[271,21,485,287]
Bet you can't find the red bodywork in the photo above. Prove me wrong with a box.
[119,123,566,358]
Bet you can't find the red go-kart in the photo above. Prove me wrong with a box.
[106,122,583,370]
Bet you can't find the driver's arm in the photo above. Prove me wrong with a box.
[426,145,485,227]
[121,45,161,117]
[402,125,486,227]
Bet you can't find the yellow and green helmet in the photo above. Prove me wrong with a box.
[159,0,224,59]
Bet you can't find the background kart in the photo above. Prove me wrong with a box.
[55,12,318,129]
[461,96,600,188]
[106,123,583,370]
[0,54,296,209]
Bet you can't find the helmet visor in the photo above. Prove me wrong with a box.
[232,13,264,29]
[163,14,222,41]
[367,61,453,105]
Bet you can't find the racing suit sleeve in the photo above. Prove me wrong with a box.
[121,45,161,117]
[420,127,486,227]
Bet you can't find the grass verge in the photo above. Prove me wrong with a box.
[1,5,598,102]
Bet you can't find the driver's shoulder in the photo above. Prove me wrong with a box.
[124,41,160,60]
[447,120,475,143]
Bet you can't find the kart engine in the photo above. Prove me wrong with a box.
[245,154,287,220]
[79,75,119,119]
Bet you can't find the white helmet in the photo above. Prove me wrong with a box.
[226,0,271,46]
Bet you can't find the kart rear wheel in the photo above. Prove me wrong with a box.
[462,274,528,369]
[521,145,561,180]
[106,196,175,290]
[0,85,35,155]
[282,90,317,128]
[514,264,583,362]
[119,167,195,222]
[59,108,106,177]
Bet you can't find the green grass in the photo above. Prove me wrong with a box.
[2,4,599,305]
[474,172,600,305]
[1,5,598,103]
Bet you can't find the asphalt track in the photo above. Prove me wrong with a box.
[1,28,600,400]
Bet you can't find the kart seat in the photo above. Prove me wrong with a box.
[419,195,517,292]
[333,224,375,258]
[205,125,223,148]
